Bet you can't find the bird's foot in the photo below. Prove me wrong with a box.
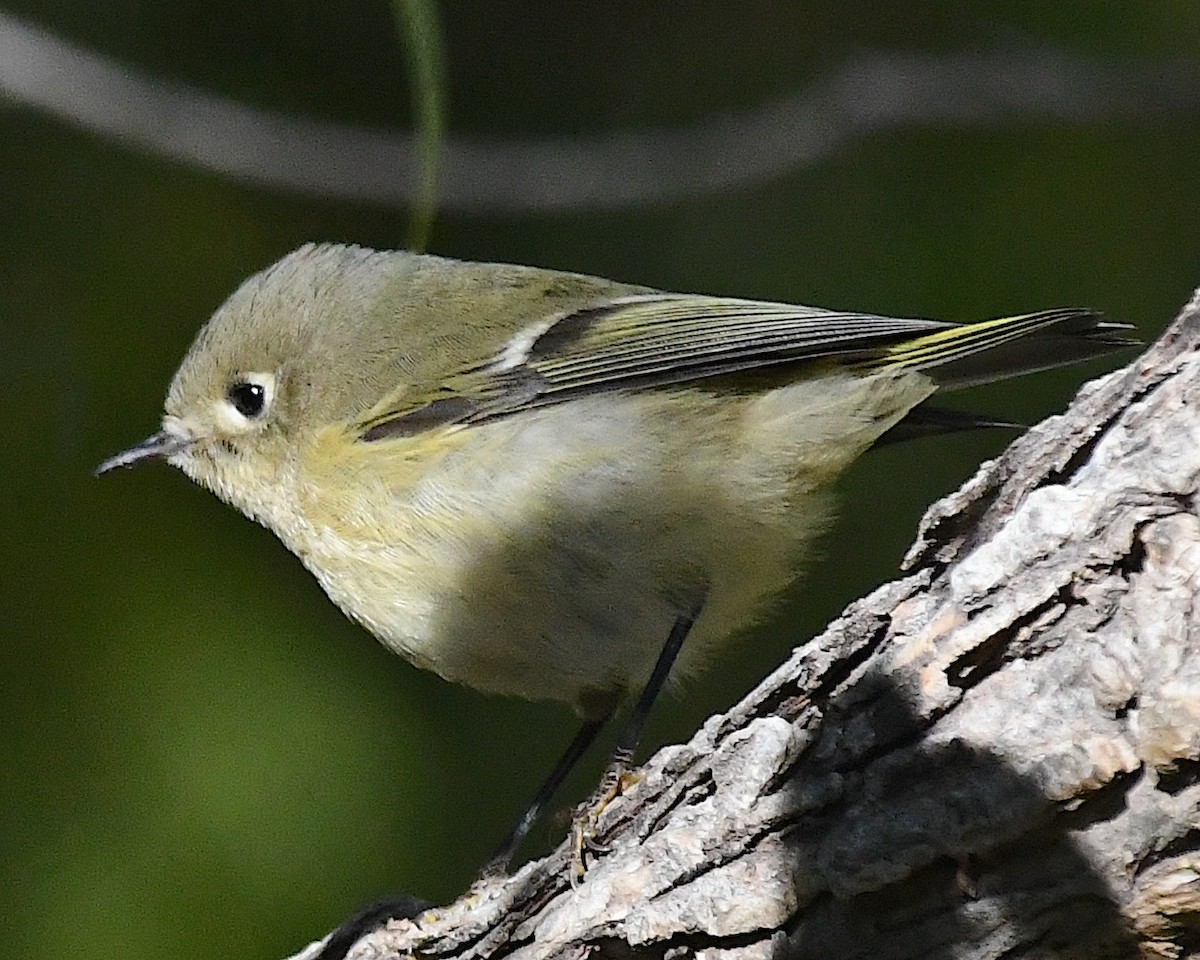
[569,761,643,886]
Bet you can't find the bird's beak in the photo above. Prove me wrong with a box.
[95,429,192,476]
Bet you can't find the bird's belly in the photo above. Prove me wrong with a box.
[301,521,706,710]
[293,477,810,716]
[286,385,898,713]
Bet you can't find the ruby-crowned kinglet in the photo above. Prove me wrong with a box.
[98,243,1132,868]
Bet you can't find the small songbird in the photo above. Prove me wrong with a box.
[98,243,1133,869]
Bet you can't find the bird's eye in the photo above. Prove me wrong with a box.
[227,381,267,419]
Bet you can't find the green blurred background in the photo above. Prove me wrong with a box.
[2,2,1198,957]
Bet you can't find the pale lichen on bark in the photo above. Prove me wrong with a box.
[313,291,1200,960]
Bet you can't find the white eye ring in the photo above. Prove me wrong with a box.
[221,371,276,430]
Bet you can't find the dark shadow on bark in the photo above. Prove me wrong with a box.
[767,675,1139,959]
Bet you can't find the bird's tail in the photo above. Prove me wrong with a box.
[858,308,1138,390]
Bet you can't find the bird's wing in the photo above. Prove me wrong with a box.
[354,294,1124,441]
[354,295,946,439]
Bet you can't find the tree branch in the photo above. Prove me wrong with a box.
[4,9,1199,212]
[304,291,1200,959]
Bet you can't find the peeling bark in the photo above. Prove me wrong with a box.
[310,291,1200,960]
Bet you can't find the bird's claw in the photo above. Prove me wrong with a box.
[568,764,644,885]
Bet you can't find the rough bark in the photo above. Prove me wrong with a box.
[314,291,1200,960]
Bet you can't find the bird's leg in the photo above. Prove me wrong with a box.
[478,708,614,878]
[572,599,704,880]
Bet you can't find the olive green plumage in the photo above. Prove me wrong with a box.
[100,243,1132,718]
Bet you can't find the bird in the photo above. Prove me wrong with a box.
[97,242,1134,876]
